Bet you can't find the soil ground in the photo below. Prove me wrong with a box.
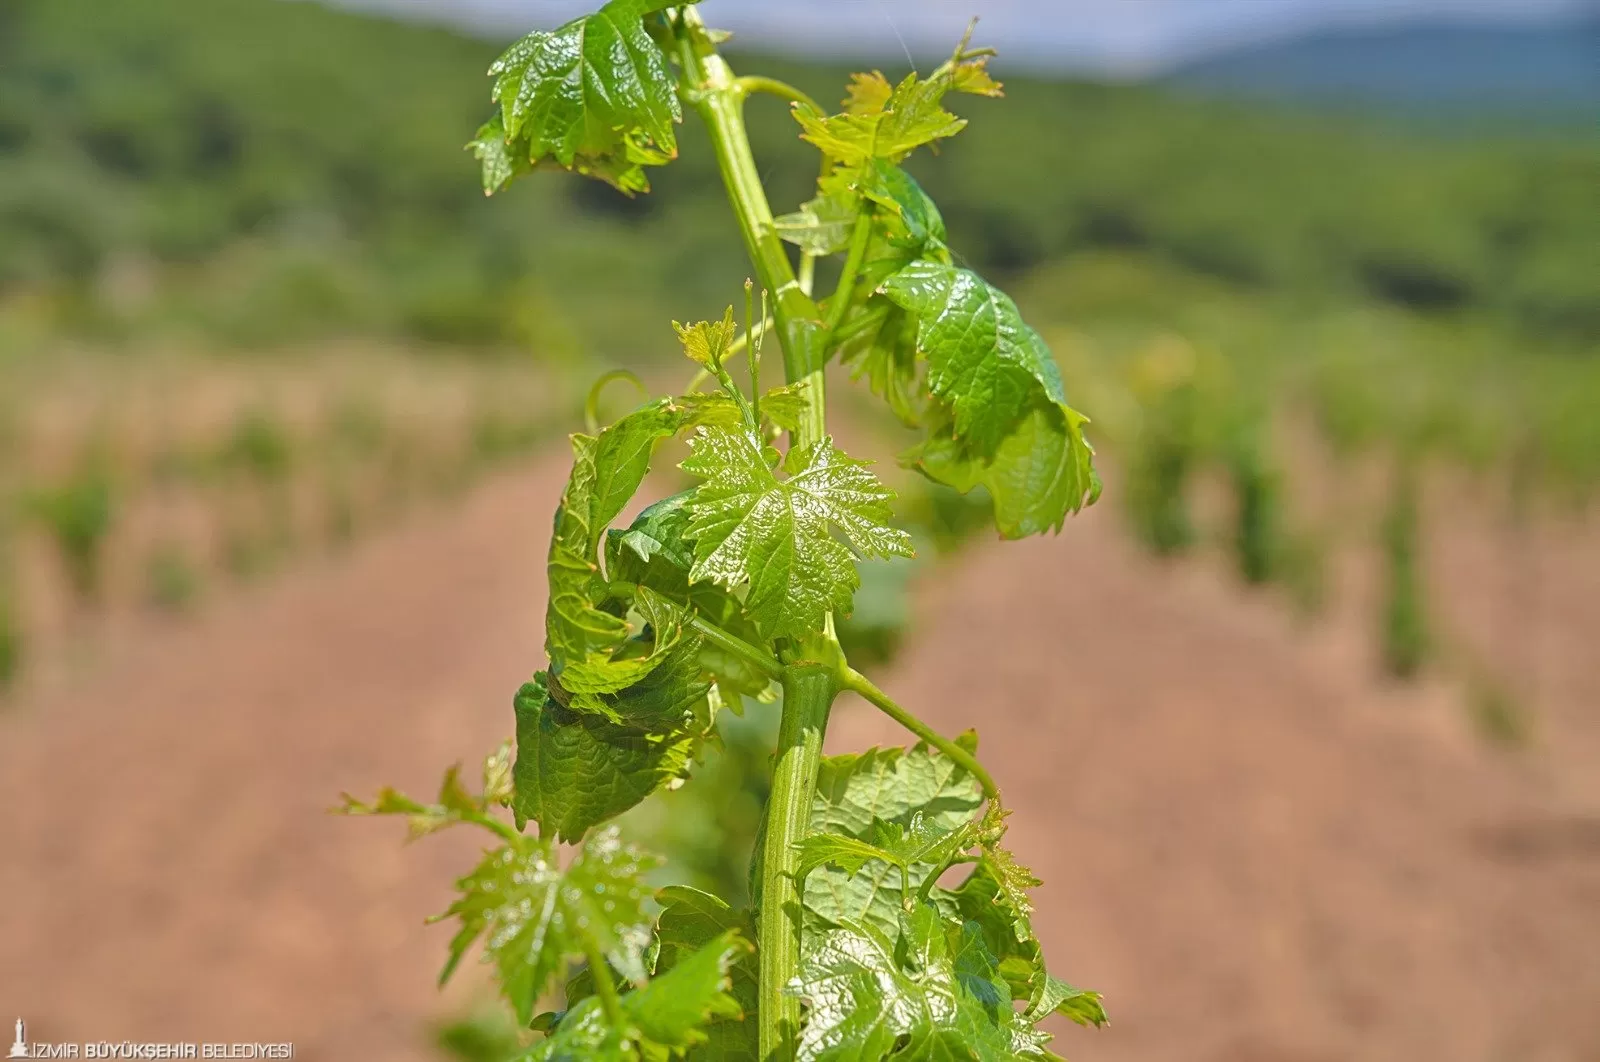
[1,451,1597,1061]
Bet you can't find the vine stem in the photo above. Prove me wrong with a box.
[759,664,835,1058]
[674,11,842,1059]
[839,666,1000,801]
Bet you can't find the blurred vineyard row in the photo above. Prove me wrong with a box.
[0,349,562,692]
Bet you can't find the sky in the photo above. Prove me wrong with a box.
[334,0,1594,75]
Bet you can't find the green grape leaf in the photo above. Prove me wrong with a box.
[557,586,708,728]
[776,191,859,256]
[794,832,894,882]
[675,307,738,370]
[336,742,513,840]
[612,493,696,574]
[430,826,655,1026]
[974,804,1039,942]
[797,811,973,888]
[512,673,697,843]
[468,113,527,195]
[681,428,913,641]
[931,843,1108,1032]
[546,400,684,673]
[487,0,690,194]
[837,300,924,428]
[786,904,1050,1062]
[878,260,1099,537]
[675,382,812,434]
[794,72,966,167]
[905,402,1100,539]
[756,382,813,434]
[528,931,752,1061]
[880,261,1064,458]
[794,38,1002,170]
[813,740,984,838]
[605,498,775,703]
[805,741,984,936]
[1030,976,1109,1030]
[655,888,760,1060]
[858,160,947,260]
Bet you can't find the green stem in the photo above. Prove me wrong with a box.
[580,934,625,1029]
[839,666,999,800]
[674,7,825,450]
[734,75,823,115]
[465,810,525,846]
[676,18,846,1060]
[686,613,785,682]
[758,664,836,1060]
[823,210,874,336]
[746,280,761,425]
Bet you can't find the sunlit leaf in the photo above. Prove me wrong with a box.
[681,428,913,641]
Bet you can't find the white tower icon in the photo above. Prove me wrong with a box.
[6,1017,26,1059]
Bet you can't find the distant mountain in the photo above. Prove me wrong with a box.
[1167,16,1600,120]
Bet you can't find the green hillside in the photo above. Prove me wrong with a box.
[3,0,1596,352]
[2,0,1597,496]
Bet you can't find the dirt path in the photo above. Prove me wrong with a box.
[830,506,1600,1062]
[2,454,1597,1060]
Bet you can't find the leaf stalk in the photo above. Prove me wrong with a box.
[839,666,1000,801]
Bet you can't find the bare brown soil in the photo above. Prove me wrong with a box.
[2,452,1597,1061]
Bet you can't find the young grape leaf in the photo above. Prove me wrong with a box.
[528,931,752,1061]
[546,400,684,673]
[1029,976,1110,1030]
[675,383,812,435]
[836,301,924,428]
[932,848,1108,1031]
[336,742,513,840]
[786,904,1051,1061]
[794,37,1001,170]
[611,493,696,576]
[605,498,776,704]
[794,832,894,883]
[796,811,974,893]
[805,741,983,936]
[468,113,528,195]
[879,261,1100,537]
[795,72,965,167]
[905,402,1100,539]
[674,307,739,370]
[813,740,984,837]
[512,673,697,842]
[879,261,1063,458]
[655,887,760,1060]
[556,585,707,726]
[857,160,947,260]
[430,826,655,1026]
[681,428,913,641]
[486,0,691,194]
[776,191,859,256]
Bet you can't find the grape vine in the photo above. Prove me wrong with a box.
[343,4,1106,1058]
